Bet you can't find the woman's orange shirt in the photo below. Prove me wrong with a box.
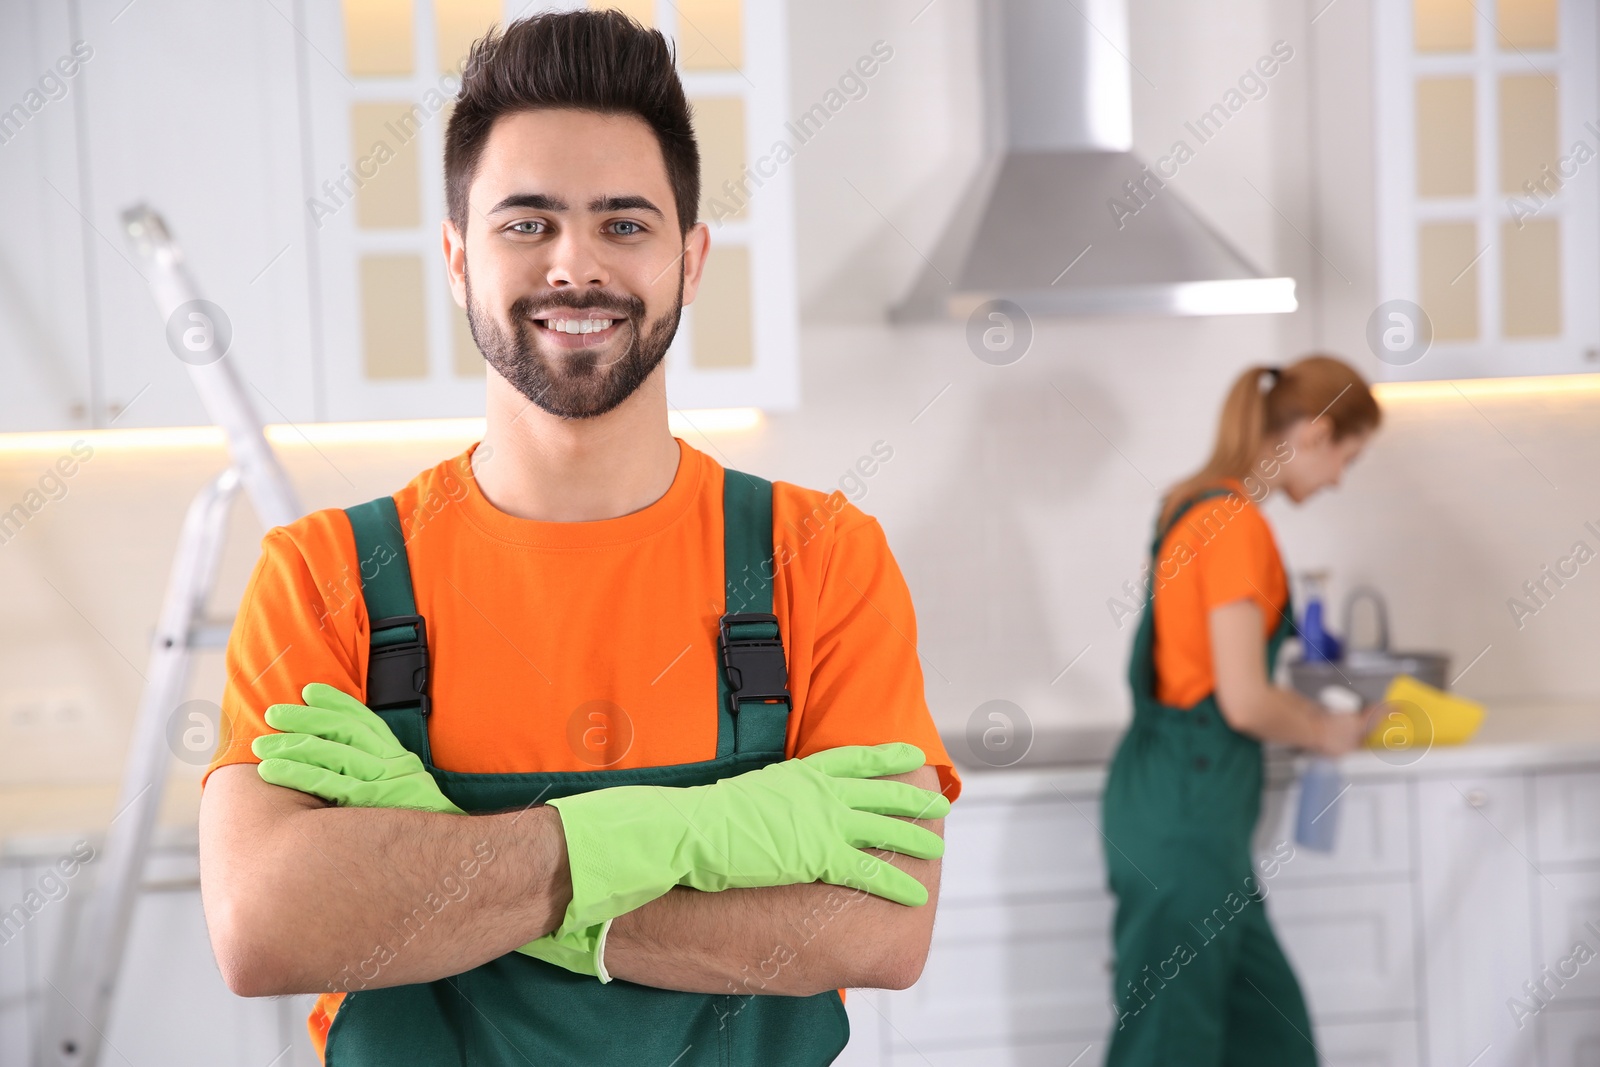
[204,437,959,1060]
[1150,478,1289,709]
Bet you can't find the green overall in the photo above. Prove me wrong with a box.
[322,470,850,1067]
[1100,489,1316,1067]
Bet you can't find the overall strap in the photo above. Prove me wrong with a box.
[718,469,792,758]
[345,496,433,764]
[1149,487,1238,560]
[1127,487,1243,707]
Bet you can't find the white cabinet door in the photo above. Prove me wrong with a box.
[0,0,93,432]
[1257,780,1413,884]
[0,862,32,1066]
[102,885,285,1066]
[6,846,289,1067]
[73,0,315,429]
[1542,1007,1600,1067]
[1267,881,1418,1018]
[939,792,1107,903]
[885,1036,1102,1067]
[1535,771,1600,864]
[1534,869,1600,1008]
[1416,774,1540,1067]
[884,895,1115,1052]
[1316,1019,1422,1067]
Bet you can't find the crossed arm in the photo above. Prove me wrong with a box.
[199,762,943,999]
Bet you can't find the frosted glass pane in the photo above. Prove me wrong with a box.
[1416,78,1476,197]
[1502,218,1561,337]
[1500,75,1559,196]
[435,0,499,72]
[452,301,483,377]
[343,0,413,76]
[678,0,741,70]
[1414,0,1473,52]
[351,102,424,228]
[590,0,655,26]
[361,255,429,379]
[1419,222,1480,341]
[694,97,747,224]
[1499,0,1557,49]
[691,245,752,368]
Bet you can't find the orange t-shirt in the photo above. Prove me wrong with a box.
[1150,479,1289,708]
[204,437,959,1059]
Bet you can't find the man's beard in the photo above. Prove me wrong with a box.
[464,266,683,420]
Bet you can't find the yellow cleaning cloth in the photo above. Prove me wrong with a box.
[1365,674,1485,749]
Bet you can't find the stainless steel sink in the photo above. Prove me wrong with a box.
[1287,586,1450,704]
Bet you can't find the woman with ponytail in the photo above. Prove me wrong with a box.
[1101,354,1383,1066]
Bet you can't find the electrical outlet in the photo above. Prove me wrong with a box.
[4,690,89,732]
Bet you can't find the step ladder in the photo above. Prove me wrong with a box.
[34,206,303,1067]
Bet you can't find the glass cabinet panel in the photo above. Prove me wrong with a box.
[343,0,414,76]
[1416,78,1476,197]
[1419,222,1480,341]
[1501,219,1562,337]
[1414,0,1474,52]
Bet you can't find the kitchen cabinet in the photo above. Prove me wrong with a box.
[1541,1009,1600,1065]
[1317,1020,1422,1067]
[0,0,319,432]
[1363,0,1600,379]
[71,0,317,431]
[1416,775,1538,1066]
[0,838,310,1067]
[4,0,797,433]
[845,753,1600,1067]
[0,0,93,432]
[283,0,797,422]
[1267,881,1418,1018]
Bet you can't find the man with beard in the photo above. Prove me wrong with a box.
[197,11,959,1066]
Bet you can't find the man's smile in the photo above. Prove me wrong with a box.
[530,312,628,348]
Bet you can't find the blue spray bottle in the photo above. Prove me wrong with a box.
[1297,571,1343,663]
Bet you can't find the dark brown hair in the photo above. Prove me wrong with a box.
[444,10,700,237]
[1158,353,1382,529]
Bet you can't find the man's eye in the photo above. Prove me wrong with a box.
[510,220,545,235]
[610,220,643,236]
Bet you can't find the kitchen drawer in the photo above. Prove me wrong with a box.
[1535,871,1600,1005]
[889,895,1114,1047]
[1316,1019,1421,1067]
[1535,771,1600,864]
[1268,882,1418,1017]
[1256,780,1412,883]
[939,795,1107,903]
[886,1035,1102,1067]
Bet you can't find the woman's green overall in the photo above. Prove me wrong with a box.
[322,469,850,1066]
[1101,489,1317,1066]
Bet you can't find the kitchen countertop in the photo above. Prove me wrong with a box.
[2,700,1597,847]
[0,775,201,860]
[944,699,1600,799]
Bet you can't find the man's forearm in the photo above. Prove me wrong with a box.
[200,766,571,997]
[605,871,937,996]
[604,767,945,996]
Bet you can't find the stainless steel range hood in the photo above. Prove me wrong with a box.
[892,0,1297,320]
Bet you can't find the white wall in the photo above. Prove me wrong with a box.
[2,0,1598,797]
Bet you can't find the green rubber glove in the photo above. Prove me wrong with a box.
[252,683,465,813]
[251,684,611,979]
[546,742,950,938]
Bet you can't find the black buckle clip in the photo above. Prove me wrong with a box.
[719,612,791,713]
[366,614,431,715]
